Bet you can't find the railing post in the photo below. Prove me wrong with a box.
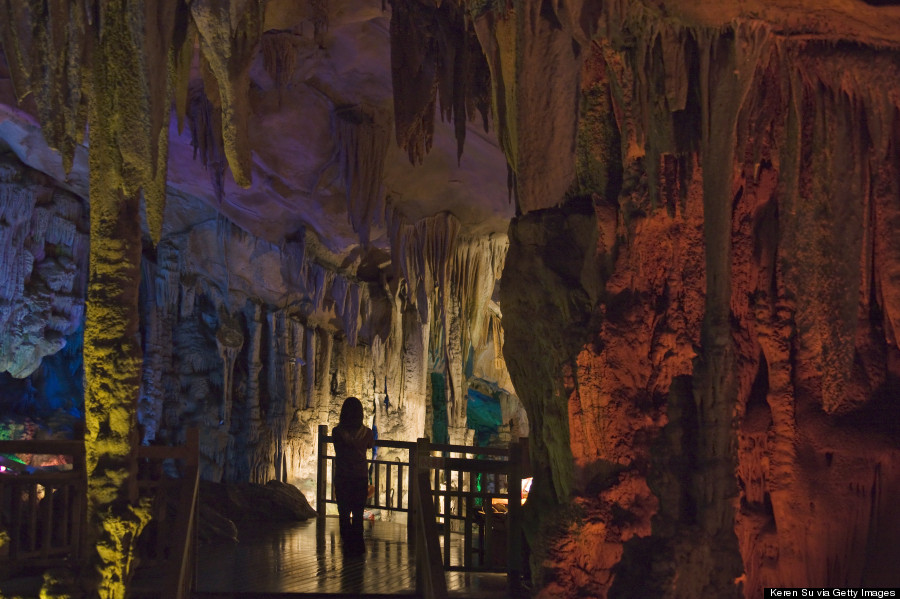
[414,464,446,599]
[410,437,429,547]
[507,439,523,592]
[317,424,328,519]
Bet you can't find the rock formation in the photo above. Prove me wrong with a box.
[501,7,900,598]
[2,0,900,597]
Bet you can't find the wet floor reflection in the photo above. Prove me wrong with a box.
[197,517,415,594]
[196,516,507,596]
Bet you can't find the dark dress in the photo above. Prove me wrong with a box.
[331,423,374,554]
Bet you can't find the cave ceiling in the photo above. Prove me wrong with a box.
[0,0,513,262]
[2,0,900,261]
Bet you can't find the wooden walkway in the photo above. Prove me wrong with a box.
[194,516,515,598]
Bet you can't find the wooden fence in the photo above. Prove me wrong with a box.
[0,431,199,599]
[316,426,527,589]
[0,439,87,573]
[129,428,200,599]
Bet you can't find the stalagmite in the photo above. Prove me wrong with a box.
[471,0,581,213]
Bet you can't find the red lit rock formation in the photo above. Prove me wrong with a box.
[502,11,900,598]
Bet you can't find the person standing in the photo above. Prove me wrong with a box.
[331,396,374,556]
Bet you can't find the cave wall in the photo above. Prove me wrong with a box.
[0,179,522,508]
[139,200,522,510]
[500,15,900,599]
[0,154,87,381]
[0,153,87,437]
[135,196,508,500]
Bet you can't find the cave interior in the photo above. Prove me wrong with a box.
[2,0,900,597]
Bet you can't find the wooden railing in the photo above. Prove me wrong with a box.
[0,439,87,573]
[129,428,200,599]
[415,467,448,599]
[316,426,527,589]
[316,426,419,543]
[420,440,525,581]
[0,430,199,599]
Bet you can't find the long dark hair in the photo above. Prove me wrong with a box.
[338,396,364,429]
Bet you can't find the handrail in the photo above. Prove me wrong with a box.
[370,439,417,450]
[164,428,200,599]
[422,455,510,474]
[0,439,86,460]
[427,442,510,457]
[414,469,447,599]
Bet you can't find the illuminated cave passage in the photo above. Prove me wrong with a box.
[2,1,900,598]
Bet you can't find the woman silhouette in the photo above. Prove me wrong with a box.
[331,396,374,556]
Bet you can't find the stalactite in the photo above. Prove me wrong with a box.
[190,0,264,187]
[344,283,361,347]
[304,326,317,408]
[444,294,466,435]
[266,310,286,414]
[333,105,390,247]
[154,255,180,318]
[240,302,265,483]
[282,230,309,290]
[389,0,491,164]
[418,213,461,398]
[141,2,186,244]
[472,0,583,213]
[187,79,228,202]
[0,0,87,172]
[289,317,305,409]
[261,30,299,91]
[216,309,244,427]
[138,259,172,445]
[265,309,295,484]
[309,0,328,48]
[172,14,196,136]
[0,1,183,243]
[386,205,423,318]
[331,273,348,323]
[401,306,429,420]
[450,234,507,362]
[379,273,406,407]
[307,263,330,313]
[389,0,436,165]
[315,328,334,406]
[180,279,197,319]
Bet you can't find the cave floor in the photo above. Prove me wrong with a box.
[194,516,513,598]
